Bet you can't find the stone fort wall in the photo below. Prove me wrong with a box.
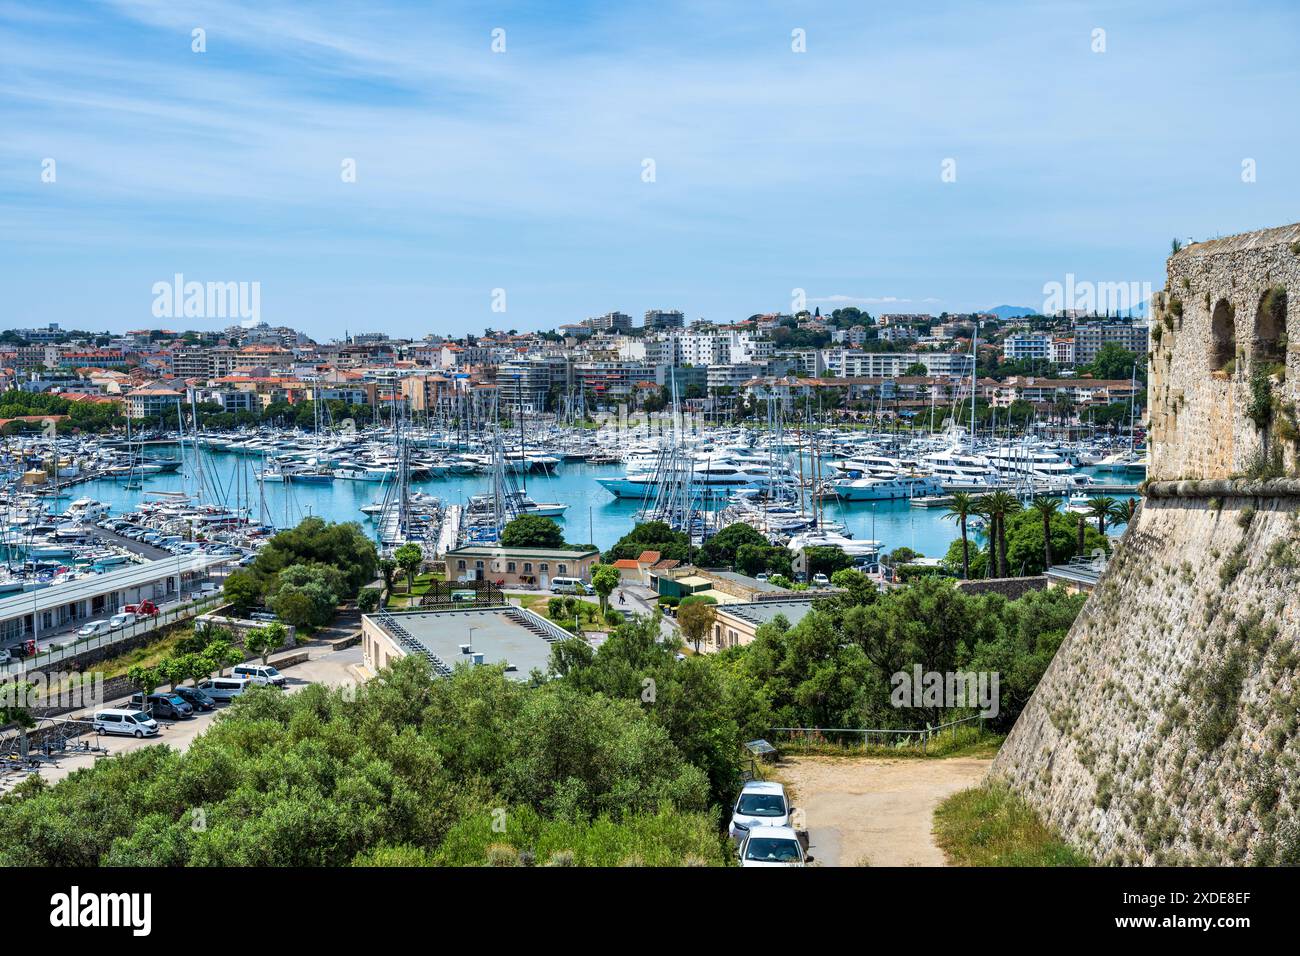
[992,224,1300,864]
[1150,223,1300,480]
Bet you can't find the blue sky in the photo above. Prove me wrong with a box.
[1,0,1298,339]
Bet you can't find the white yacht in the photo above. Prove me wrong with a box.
[830,474,944,501]
[917,448,1000,484]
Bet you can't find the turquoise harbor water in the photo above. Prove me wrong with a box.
[68,445,1134,560]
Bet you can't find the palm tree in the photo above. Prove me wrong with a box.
[1110,497,1138,528]
[1030,496,1061,571]
[1075,512,1087,556]
[1087,495,1118,537]
[943,491,975,578]
[986,491,1023,577]
[971,494,995,577]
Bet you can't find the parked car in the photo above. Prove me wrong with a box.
[728,781,792,841]
[128,692,193,720]
[0,647,10,665]
[755,572,770,582]
[108,612,137,631]
[232,663,286,688]
[737,826,810,867]
[92,709,159,738]
[76,620,110,637]
[550,577,589,595]
[195,676,251,701]
[249,611,278,622]
[170,685,216,712]
[812,573,830,587]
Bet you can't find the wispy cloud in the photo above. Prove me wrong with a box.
[2,1,1298,334]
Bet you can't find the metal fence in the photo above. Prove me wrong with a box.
[418,579,505,607]
[1,593,226,678]
[771,714,984,754]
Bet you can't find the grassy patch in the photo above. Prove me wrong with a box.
[934,781,1089,866]
[46,626,194,693]
[776,726,1004,760]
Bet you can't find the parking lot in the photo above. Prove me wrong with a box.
[1,644,362,792]
[772,755,993,866]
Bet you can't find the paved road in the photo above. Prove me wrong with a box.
[87,526,172,561]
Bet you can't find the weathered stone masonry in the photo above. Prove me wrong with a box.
[992,224,1300,865]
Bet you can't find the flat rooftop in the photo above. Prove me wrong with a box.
[716,598,819,629]
[373,607,559,680]
[0,553,230,622]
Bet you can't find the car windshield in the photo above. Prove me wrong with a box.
[744,837,802,862]
[127,711,150,722]
[168,696,185,705]
[737,793,787,817]
[264,668,281,677]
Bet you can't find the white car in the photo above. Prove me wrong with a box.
[0,647,11,665]
[812,573,830,587]
[738,826,810,867]
[92,709,159,738]
[77,620,110,637]
[232,663,286,688]
[729,781,792,841]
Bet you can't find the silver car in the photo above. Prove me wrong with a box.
[738,826,810,867]
[728,781,791,841]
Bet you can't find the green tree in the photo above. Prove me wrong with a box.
[605,521,690,563]
[1029,496,1060,571]
[251,517,378,599]
[127,665,159,697]
[1110,498,1138,527]
[1087,496,1118,536]
[696,523,767,569]
[943,491,975,579]
[379,558,398,593]
[245,622,288,664]
[981,491,1022,577]
[589,563,620,613]
[0,679,36,730]
[676,601,716,654]
[1085,342,1142,382]
[393,544,424,593]
[201,638,244,678]
[222,570,262,616]
[803,545,853,580]
[500,515,565,549]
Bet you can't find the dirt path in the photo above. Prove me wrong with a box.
[773,755,992,867]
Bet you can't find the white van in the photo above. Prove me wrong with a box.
[196,676,252,701]
[108,612,136,631]
[77,620,110,637]
[550,577,589,595]
[232,663,286,688]
[93,709,159,738]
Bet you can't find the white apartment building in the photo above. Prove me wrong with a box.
[834,350,974,379]
[706,363,766,391]
[1052,338,1077,365]
[1002,332,1052,361]
[1071,322,1148,364]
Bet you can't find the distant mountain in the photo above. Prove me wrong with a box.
[984,304,1038,319]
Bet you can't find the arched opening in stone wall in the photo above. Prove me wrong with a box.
[1254,285,1288,365]
[1209,298,1236,372]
